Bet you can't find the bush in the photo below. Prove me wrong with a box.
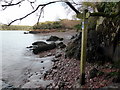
[33,21,63,30]
[74,24,82,31]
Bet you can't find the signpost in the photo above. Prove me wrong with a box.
[77,9,89,85]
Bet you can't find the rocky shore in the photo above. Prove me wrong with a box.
[33,45,119,89]
[26,30,119,89]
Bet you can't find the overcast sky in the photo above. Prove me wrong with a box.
[0,0,75,26]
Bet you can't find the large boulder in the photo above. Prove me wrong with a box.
[65,32,81,59]
[32,41,47,46]
[33,43,56,54]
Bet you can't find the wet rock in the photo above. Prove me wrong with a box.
[26,46,33,48]
[24,32,29,34]
[57,42,66,48]
[55,53,62,58]
[43,73,47,79]
[89,68,99,78]
[33,43,56,54]
[43,67,45,69]
[41,61,44,63]
[52,58,59,62]
[32,41,47,46]
[46,36,63,41]
[47,53,52,56]
[52,66,58,69]
[60,44,66,48]
[46,69,52,75]
[29,31,41,34]
[59,38,64,41]
[71,35,75,39]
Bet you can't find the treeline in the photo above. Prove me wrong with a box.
[0,19,81,30]
[0,24,32,30]
[33,21,63,30]
[33,19,81,30]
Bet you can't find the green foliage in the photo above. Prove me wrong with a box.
[97,2,118,14]
[74,23,82,31]
[33,21,63,30]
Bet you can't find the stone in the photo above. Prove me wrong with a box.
[46,36,60,41]
[24,32,28,34]
[32,41,47,46]
[112,77,120,83]
[26,46,33,48]
[46,36,63,41]
[89,68,99,78]
[51,58,59,62]
[33,43,56,54]
[29,31,40,34]
[41,61,44,63]
[57,42,66,48]
[52,66,58,69]
[47,53,52,56]
[55,53,62,58]
[59,38,64,41]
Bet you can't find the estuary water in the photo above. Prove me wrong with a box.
[0,31,54,88]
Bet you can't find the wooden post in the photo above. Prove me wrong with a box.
[80,9,89,85]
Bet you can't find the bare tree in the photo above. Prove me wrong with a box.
[1,0,80,25]
[1,0,120,26]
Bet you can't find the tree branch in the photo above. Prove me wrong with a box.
[2,0,25,7]
[65,1,80,14]
[7,1,62,26]
[37,6,45,24]
[5,0,120,26]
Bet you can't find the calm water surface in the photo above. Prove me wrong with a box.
[1,31,53,88]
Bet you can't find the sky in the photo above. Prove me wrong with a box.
[0,0,75,26]
[0,0,118,26]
